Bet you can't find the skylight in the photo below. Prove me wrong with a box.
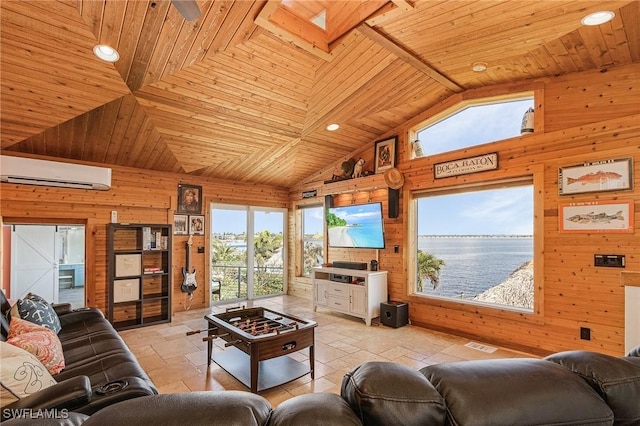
[311,10,326,30]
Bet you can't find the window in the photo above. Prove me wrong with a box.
[414,180,534,311]
[411,95,534,157]
[301,206,324,276]
[210,204,286,301]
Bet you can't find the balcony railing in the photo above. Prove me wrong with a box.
[211,264,284,300]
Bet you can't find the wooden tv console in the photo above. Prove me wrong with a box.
[312,266,388,326]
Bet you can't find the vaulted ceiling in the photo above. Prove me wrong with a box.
[1,0,638,188]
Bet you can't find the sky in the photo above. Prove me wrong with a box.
[210,208,285,235]
[212,98,535,236]
[416,98,534,235]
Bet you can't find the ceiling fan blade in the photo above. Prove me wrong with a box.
[171,0,201,21]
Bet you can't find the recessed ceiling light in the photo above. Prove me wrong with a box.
[472,62,487,72]
[326,123,340,131]
[581,11,615,26]
[93,44,120,62]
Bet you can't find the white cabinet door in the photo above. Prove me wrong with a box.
[314,281,328,306]
[350,286,366,315]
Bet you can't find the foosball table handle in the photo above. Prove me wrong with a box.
[186,326,219,336]
[224,339,242,348]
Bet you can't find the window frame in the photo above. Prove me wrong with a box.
[300,204,324,277]
[407,169,545,323]
[408,92,535,159]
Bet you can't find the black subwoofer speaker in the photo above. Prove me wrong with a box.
[388,188,399,219]
[380,301,408,328]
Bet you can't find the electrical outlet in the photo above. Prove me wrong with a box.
[110,210,118,223]
[580,327,591,341]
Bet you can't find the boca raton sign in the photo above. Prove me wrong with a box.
[434,152,498,179]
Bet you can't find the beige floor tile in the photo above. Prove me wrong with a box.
[122,294,533,400]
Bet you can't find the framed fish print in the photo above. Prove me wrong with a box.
[559,158,632,195]
[559,200,634,233]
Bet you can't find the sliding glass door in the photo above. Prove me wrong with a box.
[210,205,286,302]
[252,209,285,297]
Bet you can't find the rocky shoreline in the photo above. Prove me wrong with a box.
[474,261,533,309]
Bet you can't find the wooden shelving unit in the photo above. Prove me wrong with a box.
[107,223,172,330]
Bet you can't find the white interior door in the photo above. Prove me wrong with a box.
[11,225,58,301]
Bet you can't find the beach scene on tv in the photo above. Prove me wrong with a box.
[326,203,385,249]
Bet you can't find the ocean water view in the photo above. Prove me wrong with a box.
[418,236,533,298]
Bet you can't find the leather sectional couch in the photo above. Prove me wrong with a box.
[5,345,639,425]
[1,290,157,420]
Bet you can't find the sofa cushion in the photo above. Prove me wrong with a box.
[421,358,614,426]
[270,393,362,426]
[7,317,65,374]
[81,391,271,426]
[341,361,446,426]
[60,333,130,368]
[10,293,61,334]
[0,342,57,406]
[53,352,151,387]
[546,350,640,426]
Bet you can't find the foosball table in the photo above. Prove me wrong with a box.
[189,306,317,393]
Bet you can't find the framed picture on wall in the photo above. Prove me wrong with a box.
[559,199,634,233]
[173,214,188,235]
[374,136,397,174]
[559,158,632,195]
[189,215,205,235]
[177,184,202,214]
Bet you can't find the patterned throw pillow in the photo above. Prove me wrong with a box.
[0,341,57,406]
[7,317,65,375]
[11,293,61,334]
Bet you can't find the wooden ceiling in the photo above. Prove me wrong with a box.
[1,0,638,188]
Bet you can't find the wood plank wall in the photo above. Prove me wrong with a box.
[0,164,288,315]
[289,62,640,356]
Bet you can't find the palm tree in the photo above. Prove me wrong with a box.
[417,250,446,292]
[253,230,283,270]
[211,239,240,264]
[303,241,323,275]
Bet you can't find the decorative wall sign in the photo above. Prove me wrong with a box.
[177,184,202,214]
[559,158,632,195]
[434,152,498,179]
[173,214,188,235]
[302,189,317,198]
[559,199,634,233]
[374,136,397,174]
[189,215,205,235]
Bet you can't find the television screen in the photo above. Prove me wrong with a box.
[326,202,385,249]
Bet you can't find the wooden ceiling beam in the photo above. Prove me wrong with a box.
[357,23,464,93]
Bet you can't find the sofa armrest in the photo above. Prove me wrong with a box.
[57,308,105,328]
[52,303,73,316]
[2,376,91,419]
[78,376,157,415]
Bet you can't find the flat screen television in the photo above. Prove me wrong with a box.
[326,202,385,249]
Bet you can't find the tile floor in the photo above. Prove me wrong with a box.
[119,295,535,407]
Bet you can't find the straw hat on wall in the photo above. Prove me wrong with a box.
[384,168,404,189]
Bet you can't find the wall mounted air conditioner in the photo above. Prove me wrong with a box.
[0,156,112,190]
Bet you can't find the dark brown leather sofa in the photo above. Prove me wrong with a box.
[5,345,639,425]
[1,290,157,420]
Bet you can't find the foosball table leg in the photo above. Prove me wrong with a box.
[310,343,315,379]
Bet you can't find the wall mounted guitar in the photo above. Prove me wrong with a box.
[181,235,198,298]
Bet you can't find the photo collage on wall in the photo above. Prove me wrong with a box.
[175,184,205,235]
